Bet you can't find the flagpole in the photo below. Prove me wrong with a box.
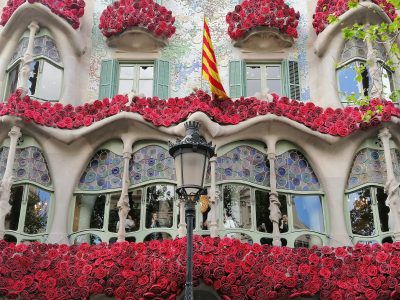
[200,15,204,92]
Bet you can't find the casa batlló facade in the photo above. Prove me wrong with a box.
[1,0,400,299]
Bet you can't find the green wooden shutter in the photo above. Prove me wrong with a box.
[99,59,119,99]
[153,60,170,99]
[282,60,300,99]
[229,60,246,98]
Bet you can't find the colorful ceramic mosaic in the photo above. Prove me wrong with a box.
[347,148,387,190]
[0,146,52,187]
[129,146,176,185]
[216,146,270,186]
[78,149,123,191]
[275,150,320,191]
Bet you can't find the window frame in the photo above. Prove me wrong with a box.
[70,182,179,244]
[345,184,392,244]
[5,183,54,243]
[117,62,154,97]
[336,57,394,106]
[245,62,284,96]
[4,55,64,102]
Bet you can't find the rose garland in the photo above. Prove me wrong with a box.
[1,89,399,137]
[313,0,397,35]
[1,237,400,299]
[226,0,300,40]
[0,0,85,29]
[99,0,176,39]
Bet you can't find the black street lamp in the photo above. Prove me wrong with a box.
[169,121,215,300]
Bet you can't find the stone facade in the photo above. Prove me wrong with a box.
[0,0,399,249]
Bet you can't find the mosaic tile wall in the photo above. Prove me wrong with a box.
[87,0,310,101]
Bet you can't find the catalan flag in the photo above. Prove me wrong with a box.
[202,17,228,99]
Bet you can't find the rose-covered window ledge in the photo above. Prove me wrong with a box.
[99,0,176,52]
[0,0,85,29]
[313,0,396,57]
[226,0,299,52]
[0,1,86,57]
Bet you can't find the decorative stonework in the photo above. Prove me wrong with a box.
[313,0,396,35]
[99,0,175,52]
[0,0,85,29]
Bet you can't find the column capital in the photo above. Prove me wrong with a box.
[28,21,40,33]
[209,156,217,163]
[8,126,21,139]
[122,151,132,159]
[379,128,391,141]
[267,152,276,160]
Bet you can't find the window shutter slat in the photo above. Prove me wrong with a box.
[288,60,300,100]
[153,60,170,99]
[99,59,119,99]
[229,60,245,98]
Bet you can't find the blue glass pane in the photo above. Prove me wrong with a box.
[292,195,324,232]
[130,146,176,185]
[215,146,270,186]
[0,147,52,187]
[275,150,320,191]
[338,63,359,99]
[347,149,386,189]
[78,150,123,191]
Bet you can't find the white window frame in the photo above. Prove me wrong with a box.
[246,63,283,96]
[118,63,154,96]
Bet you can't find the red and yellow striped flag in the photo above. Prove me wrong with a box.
[202,17,228,99]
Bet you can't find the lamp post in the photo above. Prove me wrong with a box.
[169,121,215,300]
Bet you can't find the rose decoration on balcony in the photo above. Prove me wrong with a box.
[313,0,397,35]
[0,0,85,29]
[1,237,400,299]
[226,0,299,51]
[99,0,176,51]
[1,89,400,137]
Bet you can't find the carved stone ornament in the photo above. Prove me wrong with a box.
[106,27,168,52]
[234,27,294,52]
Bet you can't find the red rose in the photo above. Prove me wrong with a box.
[319,268,331,279]
[138,275,149,286]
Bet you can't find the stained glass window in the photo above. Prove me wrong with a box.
[275,150,320,191]
[0,147,52,187]
[129,146,175,185]
[347,149,386,190]
[216,146,270,186]
[392,149,400,181]
[78,149,124,191]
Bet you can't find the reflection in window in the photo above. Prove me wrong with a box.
[73,195,106,232]
[6,63,19,99]
[294,235,323,248]
[224,233,253,244]
[74,234,102,245]
[255,191,288,233]
[292,195,324,233]
[118,64,154,97]
[146,185,174,229]
[5,186,24,231]
[348,189,374,236]
[108,194,121,233]
[376,187,389,232]
[246,64,282,96]
[223,185,252,229]
[144,232,172,242]
[4,235,17,243]
[260,237,287,246]
[24,186,50,234]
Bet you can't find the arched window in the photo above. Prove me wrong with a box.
[216,144,270,243]
[4,29,63,101]
[0,137,53,243]
[272,144,326,248]
[71,143,177,244]
[337,38,393,105]
[345,139,400,244]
